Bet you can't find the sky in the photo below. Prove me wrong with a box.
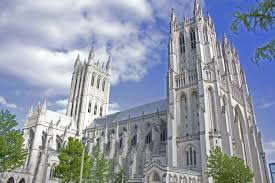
[0,0,274,164]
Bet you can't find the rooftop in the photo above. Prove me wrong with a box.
[90,99,168,128]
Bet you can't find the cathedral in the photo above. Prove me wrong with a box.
[1,1,270,183]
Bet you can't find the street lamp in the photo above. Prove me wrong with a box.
[79,128,90,183]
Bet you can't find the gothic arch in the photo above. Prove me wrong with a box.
[56,135,62,151]
[102,78,106,91]
[233,105,249,160]
[190,27,196,49]
[7,177,14,183]
[96,75,101,89]
[19,178,25,183]
[184,144,197,166]
[221,94,230,133]
[207,87,217,132]
[179,32,185,53]
[149,172,161,183]
[177,92,188,135]
[191,91,198,133]
[91,72,96,86]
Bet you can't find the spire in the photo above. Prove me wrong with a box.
[88,47,94,63]
[193,0,202,18]
[28,106,33,117]
[41,98,47,113]
[74,54,80,67]
[170,8,177,33]
[106,56,111,71]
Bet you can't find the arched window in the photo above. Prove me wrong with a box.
[29,129,34,149]
[106,140,111,151]
[41,131,47,149]
[152,173,160,181]
[91,73,95,86]
[99,106,103,116]
[131,134,137,146]
[203,26,208,43]
[97,76,101,89]
[160,128,167,142]
[7,177,15,183]
[56,135,62,152]
[190,28,196,49]
[102,79,106,91]
[186,146,197,166]
[145,131,152,144]
[94,104,98,115]
[119,138,123,149]
[88,101,92,113]
[179,32,185,53]
[19,178,25,183]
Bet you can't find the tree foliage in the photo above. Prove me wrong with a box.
[54,137,91,183]
[113,167,128,183]
[231,0,275,63]
[0,110,27,172]
[89,144,112,183]
[206,147,254,183]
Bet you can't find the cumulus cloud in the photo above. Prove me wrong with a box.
[0,0,196,96]
[108,102,121,114]
[0,96,19,109]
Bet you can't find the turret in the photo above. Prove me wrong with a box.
[193,0,202,18]
[170,8,177,34]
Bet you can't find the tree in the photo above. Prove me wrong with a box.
[206,147,254,183]
[89,144,112,183]
[54,137,91,183]
[231,0,275,63]
[0,110,27,172]
[113,167,128,183]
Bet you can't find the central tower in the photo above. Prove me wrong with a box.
[66,48,111,134]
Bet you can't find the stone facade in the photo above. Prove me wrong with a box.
[1,1,270,183]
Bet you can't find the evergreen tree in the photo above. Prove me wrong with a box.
[206,147,254,183]
[0,110,27,172]
[231,0,275,63]
[54,137,91,183]
[89,144,112,183]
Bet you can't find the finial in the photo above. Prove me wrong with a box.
[41,98,47,113]
[193,0,202,18]
[75,54,80,66]
[106,56,111,71]
[88,47,94,63]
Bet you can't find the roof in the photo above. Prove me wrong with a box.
[90,99,167,127]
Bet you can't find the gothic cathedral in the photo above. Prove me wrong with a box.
[1,1,270,183]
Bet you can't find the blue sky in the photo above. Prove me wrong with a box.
[0,0,274,163]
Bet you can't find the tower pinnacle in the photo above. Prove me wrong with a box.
[88,47,94,63]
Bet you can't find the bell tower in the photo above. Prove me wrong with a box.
[66,47,111,135]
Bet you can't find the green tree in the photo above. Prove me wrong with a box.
[231,0,275,63]
[0,110,27,172]
[89,144,112,183]
[206,147,254,183]
[113,167,128,183]
[54,137,91,183]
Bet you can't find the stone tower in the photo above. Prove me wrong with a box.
[166,0,268,182]
[66,48,111,135]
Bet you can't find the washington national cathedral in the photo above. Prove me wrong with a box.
[1,0,270,183]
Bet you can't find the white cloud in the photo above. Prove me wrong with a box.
[0,96,19,109]
[264,141,275,163]
[108,102,121,114]
[56,99,68,108]
[0,0,195,96]
[256,97,275,109]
